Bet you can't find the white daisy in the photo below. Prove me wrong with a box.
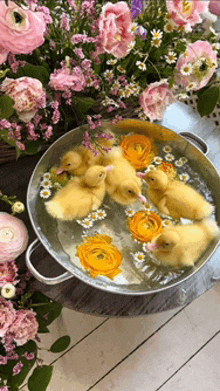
[212,43,220,52]
[103,69,114,79]
[43,172,51,180]
[117,65,126,74]
[40,188,51,199]
[118,89,125,98]
[179,173,190,182]
[127,40,136,52]
[162,219,173,227]
[89,211,99,221]
[186,82,197,91]
[163,145,172,153]
[41,179,52,188]
[165,51,177,64]
[174,160,184,167]
[143,203,152,211]
[165,153,175,162]
[112,80,120,89]
[80,218,94,229]
[133,251,145,262]
[136,61,146,71]
[130,22,138,33]
[54,182,62,189]
[107,59,117,65]
[125,208,135,217]
[153,156,163,164]
[180,63,192,76]
[179,157,188,164]
[142,243,148,253]
[96,209,107,220]
[138,112,148,121]
[144,164,157,172]
[151,29,163,39]
[164,21,174,33]
[151,38,162,48]
[1,283,16,298]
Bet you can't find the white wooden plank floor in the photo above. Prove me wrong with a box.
[34,283,220,391]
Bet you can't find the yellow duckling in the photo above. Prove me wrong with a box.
[147,219,219,268]
[145,170,213,220]
[45,165,114,220]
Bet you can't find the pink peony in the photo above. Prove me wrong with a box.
[166,0,209,32]
[209,0,220,15]
[1,77,46,122]
[49,66,86,92]
[176,40,217,91]
[0,46,8,65]
[0,297,16,338]
[97,1,135,59]
[139,81,176,121]
[0,261,19,287]
[0,1,46,54]
[8,309,38,346]
[0,212,29,263]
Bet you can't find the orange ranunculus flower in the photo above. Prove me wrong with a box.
[76,234,123,279]
[127,211,162,242]
[157,162,177,180]
[121,133,156,169]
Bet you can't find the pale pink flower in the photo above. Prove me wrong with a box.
[166,0,209,32]
[176,40,217,90]
[8,309,38,346]
[1,77,46,122]
[97,1,135,59]
[13,361,23,375]
[0,45,8,65]
[0,212,29,263]
[209,0,220,15]
[0,297,16,338]
[0,1,46,54]
[0,261,19,287]
[140,81,176,121]
[49,66,86,92]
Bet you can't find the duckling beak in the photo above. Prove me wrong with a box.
[146,242,158,252]
[137,194,147,203]
[56,167,64,175]
[137,172,146,179]
[105,165,115,172]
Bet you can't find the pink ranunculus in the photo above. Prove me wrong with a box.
[8,309,38,346]
[166,0,209,32]
[0,261,19,287]
[176,40,217,91]
[139,81,176,121]
[0,46,8,65]
[1,77,46,122]
[0,297,16,338]
[97,1,135,59]
[49,66,86,92]
[209,0,220,15]
[0,213,29,263]
[0,1,46,54]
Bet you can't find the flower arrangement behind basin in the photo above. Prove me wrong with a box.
[0,0,219,159]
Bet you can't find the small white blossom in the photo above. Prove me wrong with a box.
[162,219,173,227]
[11,201,25,214]
[186,82,197,91]
[164,21,174,33]
[43,172,51,180]
[165,51,177,64]
[41,179,52,188]
[174,160,184,167]
[143,203,152,211]
[80,218,94,229]
[179,157,188,164]
[138,112,148,120]
[127,40,136,51]
[212,43,220,52]
[40,188,51,199]
[1,283,16,298]
[103,69,114,80]
[180,63,192,76]
[107,59,117,65]
[144,164,157,172]
[112,80,120,89]
[165,153,175,162]
[151,38,162,48]
[133,251,145,262]
[125,208,135,217]
[179,173,190,182]
[54,182,62,189]
[89,211,99,221]
[118,89,125,98]
[117,65,126,73]
[153,156,163,164]
[151,29,163,39]
[96,209,107,220]
[136,61,146,71]
[130,22,138,33]
[142,243,149,253]
[163,145,172,153]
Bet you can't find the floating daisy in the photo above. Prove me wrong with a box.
[165,51,177,64]
[165,153,175,162]
[162,219,173,227]
[179,173,190,182]
[144,164,157,173]
[96,209,107,220]
[133,251,145,262]
[125,208,135,217]
[153,156,163,164]
[143,203,152,211]
[40,188,51,199]
[179,157,188,164]
[43,172,51,180]
[162,145,172,153]
[80,218,94,229]
[41,179,52,188]
[89,211,99,221]
[136,61,146,71]
[54,182,62,190]
[174,159,184,167]
[180,63,192,76]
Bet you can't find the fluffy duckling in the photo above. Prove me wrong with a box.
[56,131,116,177]
[147,219,219,268]
[45,165,114,220]
[144,170,213,220]
[101,147,146,205]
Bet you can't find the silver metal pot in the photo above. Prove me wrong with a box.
[26,119,220,295]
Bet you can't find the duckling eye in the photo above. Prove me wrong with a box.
[67,163,71,166]
[165,243,169,246]
[99,173,103,178]
[150,178,154,182]
[127,189,133,196]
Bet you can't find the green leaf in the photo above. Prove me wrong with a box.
[197,86,220,117]
[73,96,95,114]
[0,95,14,119]
[50,336,71,353]
[12,63,50,86]
[0,130,17,148]
[25,140,42,156]
[28,365,53,391]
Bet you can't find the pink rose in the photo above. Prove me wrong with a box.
[0,1,46,54]
[0,46,8,65]
[97,1,135,59]
[0,212,29,263]
[1,77,46,122]
[140,81,176,121]
[166,0,209,32]
[8,309,38,346]
[0,297,16,338]
[176,40,217,91]
[49,66,86,92]
[0,261,19,287]
[209,0,220,15]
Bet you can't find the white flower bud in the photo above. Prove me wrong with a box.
[11,202,25,214]
[1,283,16,299]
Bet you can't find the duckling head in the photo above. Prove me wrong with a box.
[115,178,147,205]
[83,165,114,187]
[57,151,82,174]
[155,230,181,252]
[145,170,169,191]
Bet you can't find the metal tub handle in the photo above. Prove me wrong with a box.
[26,238,73,285]
[211,276,220,283]
[179,132,209,155]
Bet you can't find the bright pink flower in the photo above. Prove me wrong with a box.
[166,0,209,32]
[209,0,220,15]
[1,77,46,122]
[0,212,29,263]
[8,309,38,346]
[0,297,16,338]
[0,45,8,65]
[97,1,135,58]
[0,1,46,54]
[0,261,19,287]
[49,66,86,92]
[176,40,217,90]
[140,81,176,121]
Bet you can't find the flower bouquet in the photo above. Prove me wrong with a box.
[0,0,219,161]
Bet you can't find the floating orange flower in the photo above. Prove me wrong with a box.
[127,211,162,242]
[121,133,156,169]
[76,234,123,279]
[157,162,177,180]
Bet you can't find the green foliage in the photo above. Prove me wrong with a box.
[0,95,14,119]
[50,336,71,353]
[28,365,53,391]
[197,87,220,117]
[29,292,62,333]
[10,63,50,87]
